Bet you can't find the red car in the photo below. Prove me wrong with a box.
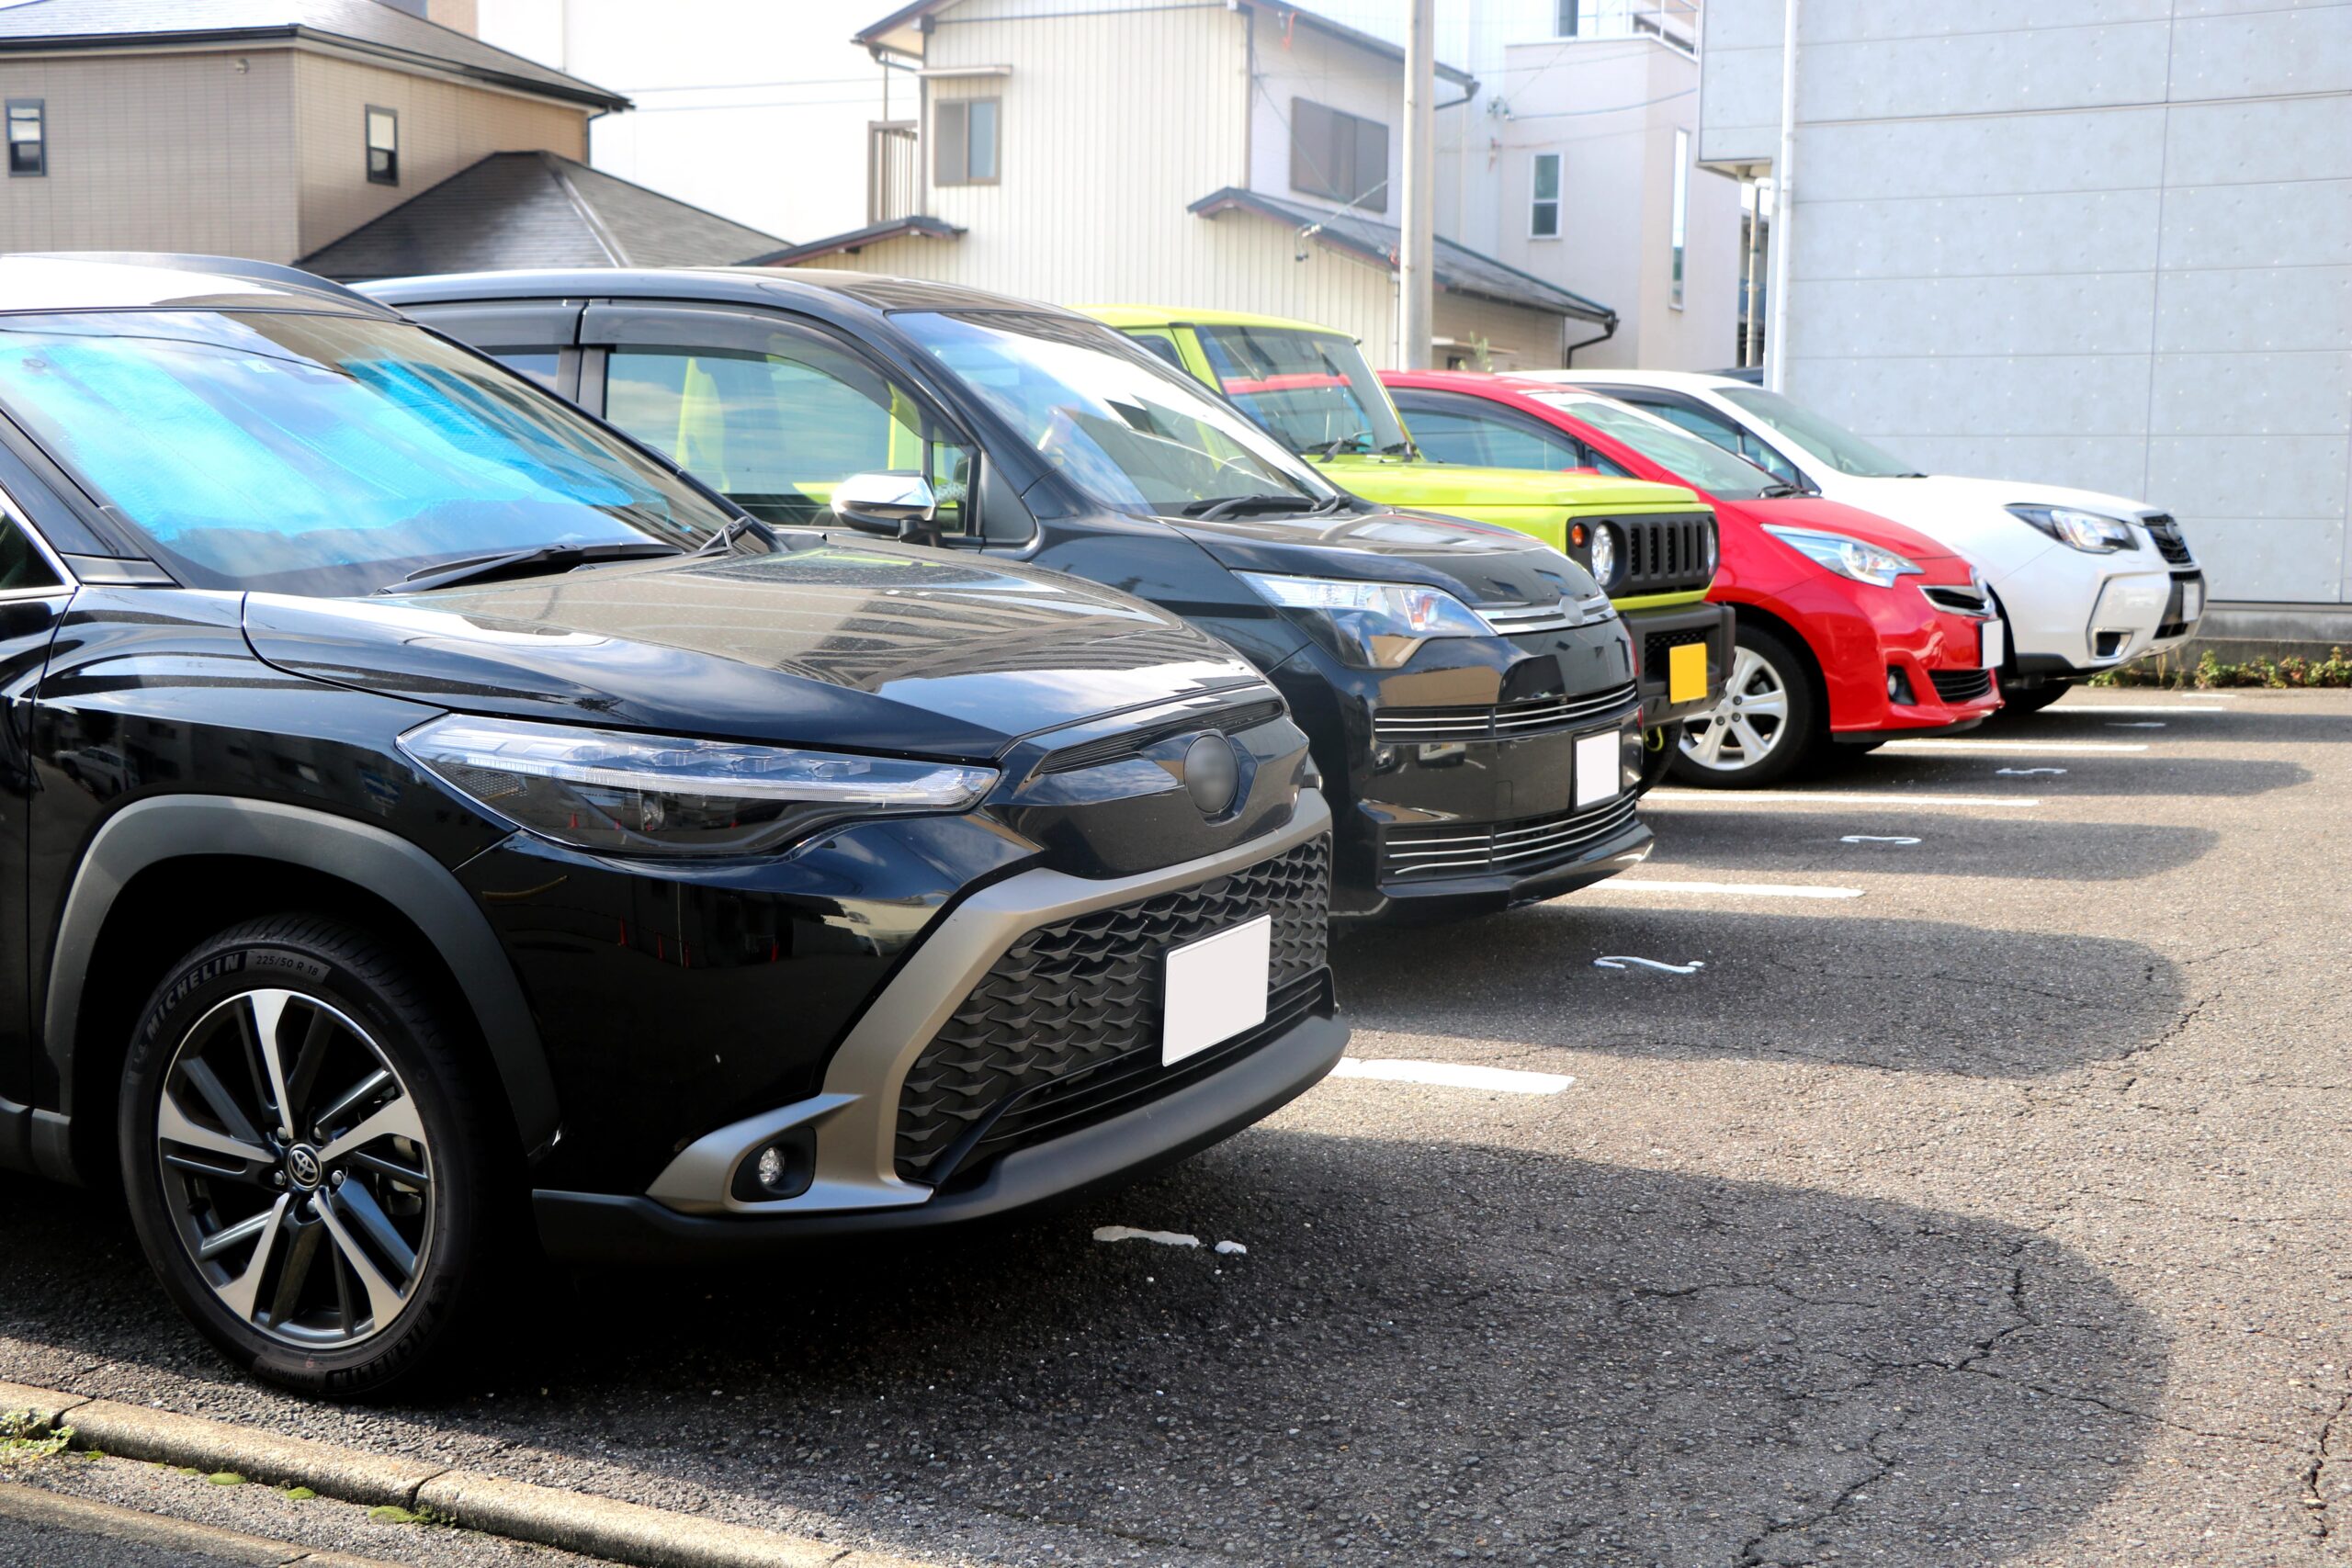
[1383,371,2004,786]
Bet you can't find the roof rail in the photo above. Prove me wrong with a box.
[19,253,401,316]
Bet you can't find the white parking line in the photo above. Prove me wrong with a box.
[1645,789,2041,807]
[1330,1058,1573,1094]
[1880,739,2150,754]
[1597,879,1862,899]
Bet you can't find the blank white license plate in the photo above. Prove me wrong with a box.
[1980,618,2007,670]
[1574,729,1620,810]
[1162,915,1272,1066]
[2182,580,2204,619]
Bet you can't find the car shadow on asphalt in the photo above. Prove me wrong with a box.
[1335,908,2185,1077]
[0,1136,2165,1568]
[1643,809,2220,880]
[1825,752,2311,797]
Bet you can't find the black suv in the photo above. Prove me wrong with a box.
[0,254,1341,1394]
[362,270,1654,920]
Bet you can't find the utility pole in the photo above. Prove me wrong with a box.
[1765,0,1799,391]
[1398,0,1435,369]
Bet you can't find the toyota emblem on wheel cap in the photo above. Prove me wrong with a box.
[1182,734,1241,816]
[286,1144,323,1190]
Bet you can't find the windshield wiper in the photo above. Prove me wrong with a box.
[1379,440,1419,458]
[1303,432,1373,458]
[1759,482,1813,499]
[379,540,684,596]
[1181,494,1347,521]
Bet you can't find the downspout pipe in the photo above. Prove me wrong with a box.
[1563,313,1617,368]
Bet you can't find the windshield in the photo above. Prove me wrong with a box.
[1719,387,1920,478]
[0,309,737,596]
[1191,323,1410,457]
[895,310,1340,515]
[1532,392,1783,500]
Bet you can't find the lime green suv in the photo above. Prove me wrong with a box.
[1085,307,1730,780]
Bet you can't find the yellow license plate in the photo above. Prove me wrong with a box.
[1668,641,1708,704]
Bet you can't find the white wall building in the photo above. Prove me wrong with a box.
[1702,0,2352,636]
[1430,0,1742,368]
[769,0,1609,371]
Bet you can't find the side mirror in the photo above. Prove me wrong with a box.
[831,471,939,541]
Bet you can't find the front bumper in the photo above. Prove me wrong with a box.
[1995,541,2205,678]
[1623,600,1734,727]
[529,791,1342,1257]
[1257,622,1652,921]
[1753,575,2005,737]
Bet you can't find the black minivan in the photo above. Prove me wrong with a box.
[363,270,1654,921]
[0,254,1340,1394]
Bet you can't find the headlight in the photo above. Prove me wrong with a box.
[2007,504,2138,554]
[400,716,997,856]
[1761,525,1922,589]
[1238,571,1493,668]
[1588,524,1618,590]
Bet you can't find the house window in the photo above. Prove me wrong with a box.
[366,106,398,186]
[1531,152,1560,238]
[1289,98,1388,213]
[934,98,999,186]
[1555,0,1593,35]
[1669,127,1690,309]
[6,100,43,177]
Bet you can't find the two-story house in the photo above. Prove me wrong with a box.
[762,0,1615,370]
[0,0,782,277]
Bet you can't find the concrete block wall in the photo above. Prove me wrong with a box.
[1701,0,2352,620]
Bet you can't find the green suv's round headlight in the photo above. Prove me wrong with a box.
[1589,524,1618,590]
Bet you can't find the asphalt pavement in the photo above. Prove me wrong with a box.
[1,687,2345,1566]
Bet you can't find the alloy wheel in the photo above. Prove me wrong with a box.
[153,988,433,1348]
[1679,645,1790,773]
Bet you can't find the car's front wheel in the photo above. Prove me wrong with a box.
[1670,624,1819,787]
[119,916,504,1397]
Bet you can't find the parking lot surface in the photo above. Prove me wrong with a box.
[1,688,2345,1567]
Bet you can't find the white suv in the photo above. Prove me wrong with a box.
[1532,370,2205,711]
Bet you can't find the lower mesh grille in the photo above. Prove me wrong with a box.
[893,836,1331,1184]
[1929,667,1996,703]
[1642,626,1713,681]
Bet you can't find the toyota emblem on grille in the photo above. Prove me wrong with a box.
[1182,734,1240,816]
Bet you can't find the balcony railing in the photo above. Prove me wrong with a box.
[1555,0,1699,54]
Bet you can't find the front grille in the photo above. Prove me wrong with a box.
[1611,512,1716,596]
[1038,694,1286,774]
[2154,569,2204,638]
[1921,583,1992,615]
[1642,626,1714,680]
[1373,681,1640,746]
[893,835,1331,1184]
[1477,598,1577,635]
[1929,667,1996,703]
[1383,793,1640,881]
[2144,515,2194,566]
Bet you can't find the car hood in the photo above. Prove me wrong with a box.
[243,538,1265,761]
[1317,455,1700,513]
[1731,495,1972,571]
[1161,505,1602,610]
[1901,473,2163,522]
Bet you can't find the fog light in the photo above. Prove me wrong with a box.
[1886,666,1917,705]
[729,1127,815,1202]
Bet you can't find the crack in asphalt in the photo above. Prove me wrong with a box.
[2304,1383,2350,1541]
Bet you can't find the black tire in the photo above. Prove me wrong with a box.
[1996,676,2074,716]
[1668,621,1821,788]
[119,915,508,1398]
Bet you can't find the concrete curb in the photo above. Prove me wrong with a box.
[0,1382,936,1568]
[0,1479,407,1567]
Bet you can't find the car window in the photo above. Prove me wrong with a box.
[1396,400,1585,471]
[0,309,735,596]
[1718,386,1922,478]
[492,350,560,389]
[0,512,57,593]
[1190,323,1409,457]
[1530,391,1780,499]
[896,310,1340,516]
[605,343,978,536]
[1626,396,1802,484]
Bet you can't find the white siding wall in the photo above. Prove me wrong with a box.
[790,0,1408,365]
[1450,36,1738,368]
[1244,15,1408,220]
[1702,0,2352,609]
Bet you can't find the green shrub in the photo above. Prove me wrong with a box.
[2090,647,2352,690]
